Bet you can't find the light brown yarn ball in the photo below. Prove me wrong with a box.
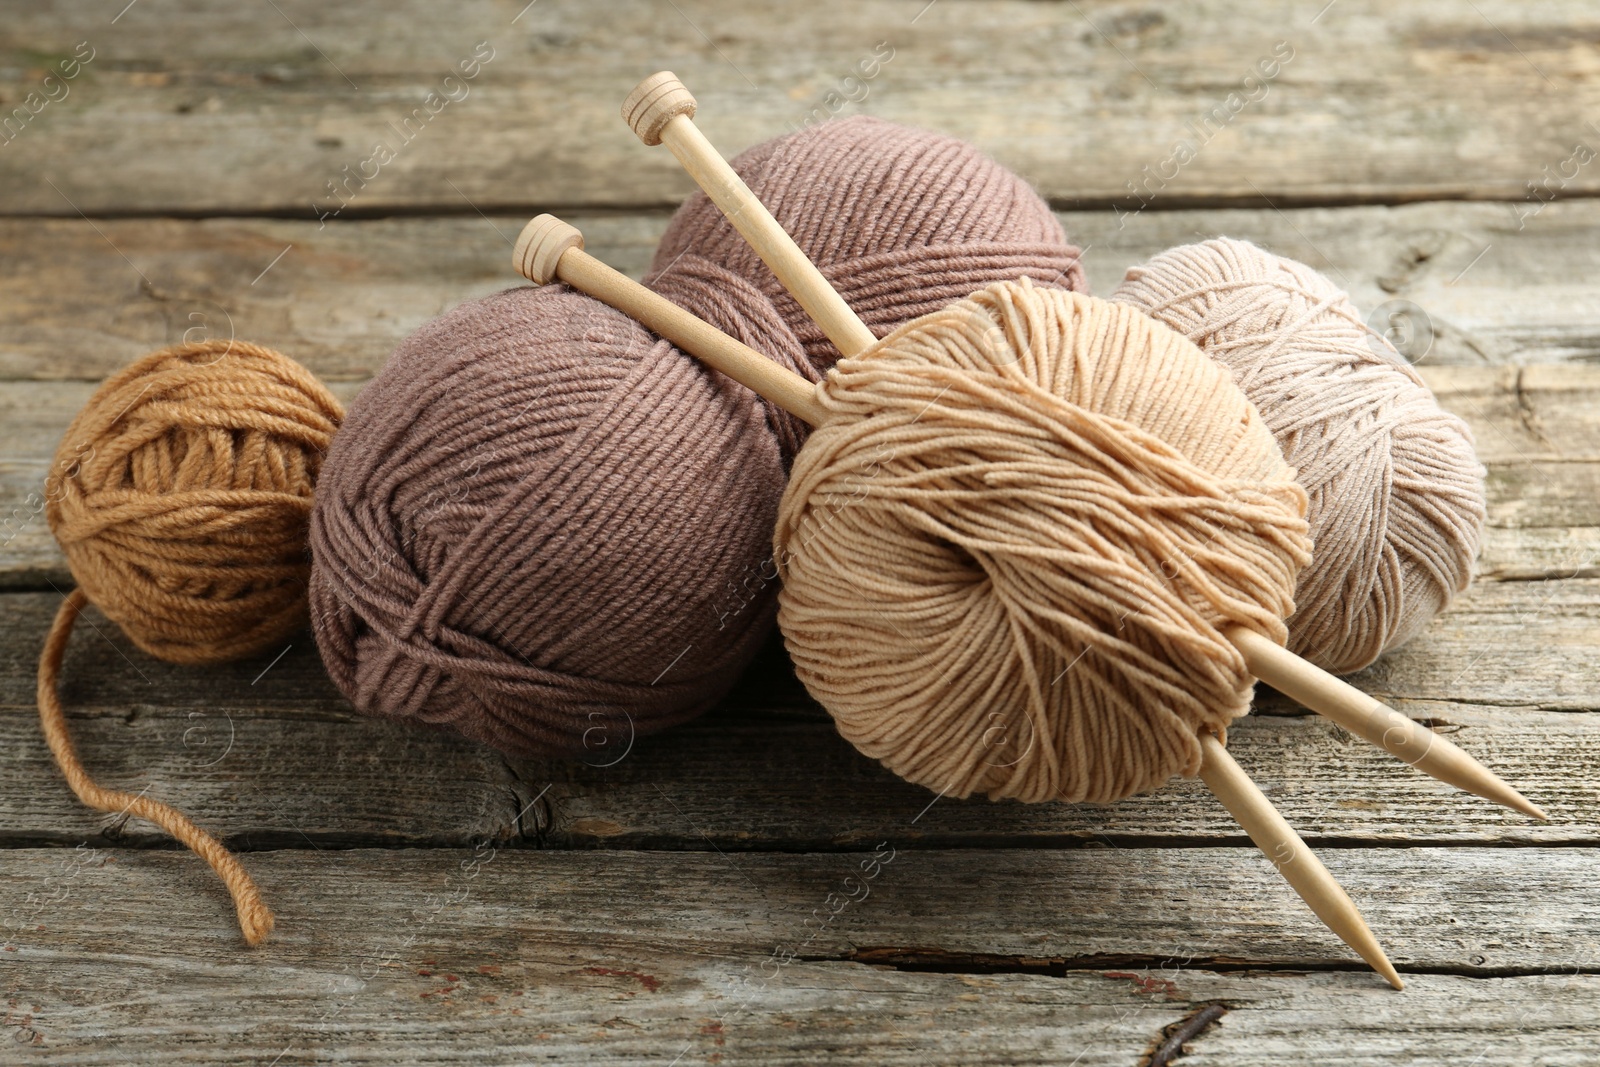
[1113,238,1486,674]
[775,281,1313,805]
[46,340,343,665]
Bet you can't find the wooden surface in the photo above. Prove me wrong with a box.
[4,1,1599,1062]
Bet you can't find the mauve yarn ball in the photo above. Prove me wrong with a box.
[309,285,785,757]
[1113,238,1486,674]
[310,119,1093,757]
[646,115,1088,382]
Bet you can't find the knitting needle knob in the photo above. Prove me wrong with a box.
[622,70,699,146]
[623,71,879,358]
[514,213,584,286]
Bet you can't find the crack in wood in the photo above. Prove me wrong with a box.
[1515,366,1559,451]
[1142,1003,1229,1067]
[837,948,1600,983]
[497,757,551,847]
[0,191,1590,226]
[14,190,1600,226]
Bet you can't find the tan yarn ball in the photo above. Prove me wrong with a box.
[46,340,343,665]
[1114,239,1485,673]
[775,281,1313,805]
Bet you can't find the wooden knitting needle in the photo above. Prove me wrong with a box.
[513,213,1403,987]
[1225,626,1546,820]
[621,71,877,358]
[513,214,829,427]
[1196,731,1403,989]
[619,70,1547,824]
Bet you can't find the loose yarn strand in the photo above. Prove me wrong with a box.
[38,575,276,946]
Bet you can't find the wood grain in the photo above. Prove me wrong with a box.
[6,0,1599,1056]
[4,201,1600,385]
[3,847,1599,1064]
[3,1,1599,213]
[45,843,1598,972]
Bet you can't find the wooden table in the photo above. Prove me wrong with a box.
[4,2,1600,1062]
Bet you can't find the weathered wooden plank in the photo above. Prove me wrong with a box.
[3,201,1599,385]
[0,215,664,382]
[540,702,1597,851]
[3,704,524,848]
[3,583,1596,850]
[9,965,1598,1067]
[4,1,1600,213]
[7,844,1600,977]
[1424,366,1600,467]
[0,600,526,848]
[1478,527,1600,582]
[2,847,1599,1064]
[1078,203,1600,367]
[0,707,525,849]
[1353,577,1600,711]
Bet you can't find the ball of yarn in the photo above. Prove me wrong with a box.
[776,280,1313,805]
[310,122,1092,758]
[46,340,343,665]
[647,115,1088,384]
[309,285,788,757]
[1113,238,1485,674]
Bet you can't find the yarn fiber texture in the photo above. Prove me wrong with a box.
[1113,239,1485,674]
[311,120,1090,758]
[309,284,788,757]
[776,280,1313,805]
[46,339,343,664]
[647,116,1088,394]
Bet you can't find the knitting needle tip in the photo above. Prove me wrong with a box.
[1504,791,1549,821]
[1224,626,1544,820]
[1196,733,1405,991]
[1375,957,1405,991]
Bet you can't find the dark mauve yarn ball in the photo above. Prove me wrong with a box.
[310,119,1092,758]
[647,115,1089,384]
[309,285,786,758]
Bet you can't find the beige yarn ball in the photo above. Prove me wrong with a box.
[1114,238,1485,674]
[775,281,1313,805]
